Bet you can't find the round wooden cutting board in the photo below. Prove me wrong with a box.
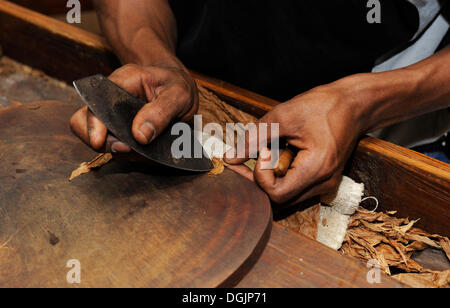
[0,101,272,288]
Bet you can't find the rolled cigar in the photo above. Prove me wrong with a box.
[274,145,296,177]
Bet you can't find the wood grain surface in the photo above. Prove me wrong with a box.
[348,137,450,237]
[0,101,272,288]
[237,223,405,288]
[0,0,120,82]
[0,1,448,288]
[9,0,93,15]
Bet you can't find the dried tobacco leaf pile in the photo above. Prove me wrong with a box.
[341,210,450,288]
[197,85,257,127]
[278,204,321,240]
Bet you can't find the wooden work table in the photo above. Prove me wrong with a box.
[0,0,448,288]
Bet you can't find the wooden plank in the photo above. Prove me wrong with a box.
[0,0,119,82]
[191,71,279,117]
[0,57,85,107]
[348,137,450,237]
[237,223,405,288]
[9,0,93,15]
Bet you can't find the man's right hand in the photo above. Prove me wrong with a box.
[70,64,198,154]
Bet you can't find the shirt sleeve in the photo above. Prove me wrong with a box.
[407,0,445,40]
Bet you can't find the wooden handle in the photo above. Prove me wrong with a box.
[274,147,295,177]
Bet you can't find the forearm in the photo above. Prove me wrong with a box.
[94,0,184,69]
[338,46,450,134]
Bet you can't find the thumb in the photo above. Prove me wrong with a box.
[132,84,187,145]
[254,148,330,203]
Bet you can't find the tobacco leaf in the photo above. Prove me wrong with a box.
[438,237,450,261]
[278,204,321,240]
[244,159,257,172]
[375,251,391,275]
[208,157,225,177]
[359,220,387,233]
[405,241,430,252]
[409,227,432,237]
[376,244,402,263]
[394,219,419,234]
[395,258,425,273]
[340,210,449,287]
[350,211,398,225]
[197,85,257,147]
[348,233,378,259]
[403,233,441,249]
[69,153,113,181]
[347,227,386,247]
[393,270,450,288]
[194,85,450,288]
[388,238,409,265]
[198,85,257,127]
[341,241,372,260]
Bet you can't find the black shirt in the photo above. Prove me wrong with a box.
[169,0,422,101]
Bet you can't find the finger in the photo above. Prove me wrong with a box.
[70,106,107,151]
[87,109,107,150]
[132,84,189,145]
[70,106,90,146]
[226,164,255,182]
[70,106,132,154]
[254,148,331,203]
[108,65,158,101]
[274,147,295,177]
[110,141,132,154]
[102,135,132,154]
[253,148,277,194]
[224,115,280,165]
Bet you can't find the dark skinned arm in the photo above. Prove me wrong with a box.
[70,0,197,153]
[226,46,450,204]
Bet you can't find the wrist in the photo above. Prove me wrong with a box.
[118,27,183,71]
[122,47,181,70]
[334,68,426,134]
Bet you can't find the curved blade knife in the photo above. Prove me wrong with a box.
[74,75,213,172]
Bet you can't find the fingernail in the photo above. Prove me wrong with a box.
[224,148,236,160]
[260,148,272,161]
[111,142,131,153]
[138,121,156,144]
[260,148,275,170]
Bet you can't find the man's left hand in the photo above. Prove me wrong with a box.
[225,81,367,204]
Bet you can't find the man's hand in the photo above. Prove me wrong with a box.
[72,0,198,155]
[225,82,366,204]
[226,45,450,204]
[70,64,198,153]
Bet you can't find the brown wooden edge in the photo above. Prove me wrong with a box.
[9,0,93,15]
[219,216,273,288]
[0,0,278,117]
[1,0,448,287]
[348,137,450,237]
[0,0,119,82]
[237,222,406,288]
